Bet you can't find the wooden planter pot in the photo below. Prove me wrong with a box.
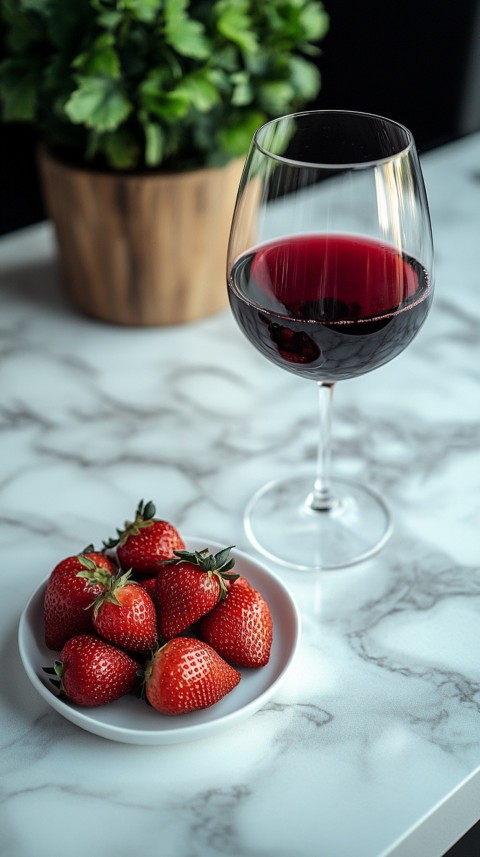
[38,146,244,326]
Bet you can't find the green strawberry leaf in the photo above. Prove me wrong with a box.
[142,500,156,521]
[214,547,234,567]
[166,545,238,595]
[77,554,99,572]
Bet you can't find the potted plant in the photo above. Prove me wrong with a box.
[0,0,329,325]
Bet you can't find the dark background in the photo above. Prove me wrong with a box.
[1,3,480,853]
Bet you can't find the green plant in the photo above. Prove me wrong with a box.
[0,0,329,171]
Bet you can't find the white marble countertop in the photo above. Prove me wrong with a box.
[1,131,480,857]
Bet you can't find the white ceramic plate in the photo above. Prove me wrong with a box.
[18,539,301,744]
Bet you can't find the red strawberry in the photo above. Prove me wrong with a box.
[198,576,273,667]
[90,571,158,653]
[144,637,240,715]
[44,634,139,707]
[155,546,238,639]
[43,550,116,650]
[135,576,157,598]
[105,500,185,577]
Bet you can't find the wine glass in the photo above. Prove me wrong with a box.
[226,110,434,570]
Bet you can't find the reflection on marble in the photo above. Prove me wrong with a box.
[1,134,480,857]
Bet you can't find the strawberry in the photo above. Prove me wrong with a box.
[105,500,185,577]
[89,571,158,653]
[144,637,241,715]
[43,550,116,650]
[155,546,238,638]
[135,576,157,598]
[198,576,273,667]
[44,634,139,707]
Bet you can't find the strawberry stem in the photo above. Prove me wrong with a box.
[75,555,116,607]
[102,499,156,549]
[87,569,132,617]
[164,545,239,598]
[43,661,65,695]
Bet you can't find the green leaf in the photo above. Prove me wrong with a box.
[18,0,51,14]
[1,1,46,53]
[213,44,239,73]
[142,500,156,520]
[288,55,321,103]
[164,0,211,60]
[218,109,265,157]
[191,111,222,157]
[140,71,191,121]
[96,10,123,30]
[258,79,295,114]
[213,546,235,567]
[90,0,161,20]
[230,71,253,107]
[143,121,165,166]
[65,76,132,132]
[72,33,121,78]
[206,68,229,95]
[176,71,221,112]
[299,1,329,41]
[215,0,258,53]
[122,0,163,23]
[160,91,191,120]
[103,127,141,169]
[77,554,98,572]
[0,58,38,120]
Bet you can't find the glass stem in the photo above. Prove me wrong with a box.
[309,381,336,512]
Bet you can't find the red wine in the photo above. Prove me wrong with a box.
[228,234,432,381]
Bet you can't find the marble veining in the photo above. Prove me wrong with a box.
[1,133,480,857]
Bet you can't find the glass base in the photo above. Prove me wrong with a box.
[244,474,393,570]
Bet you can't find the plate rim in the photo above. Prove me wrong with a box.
[18,538,301,744]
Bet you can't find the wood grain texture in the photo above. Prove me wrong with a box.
[38,147,244,326]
